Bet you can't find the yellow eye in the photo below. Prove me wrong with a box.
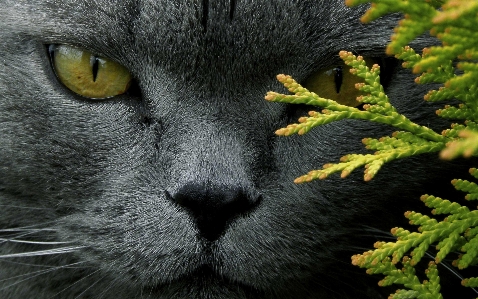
[51,45,132,99]
[302,58,375,107]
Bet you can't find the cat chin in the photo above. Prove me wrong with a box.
[114,263,354,299]
[89,238,322,291]
[113,264,326,299]
[140,265,260,299]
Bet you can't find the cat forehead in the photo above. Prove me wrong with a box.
[2,1,371,63]
[21,0,353,26]
[3,0,362,45]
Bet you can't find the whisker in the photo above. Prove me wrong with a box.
[0,204,53,210]
[354,226,395,238]
[0,238,71,245]
[347,245,378,252]
[0,269,60,291]
[0,261,86,292]
[97,279,117,299]
[0,222,59,232]
[0,258,85,268]
[0,228,57,236]
[0,227,60,245]
[48,268,101,299]
[96,264,122,299]
[0,261,85,283]
[74,274,105,299]
[0,246,85,258]
[424,252,478,295]
[0,228,57,239]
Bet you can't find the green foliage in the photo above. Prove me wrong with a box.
[352,168,478,298]
[265,0,478,297]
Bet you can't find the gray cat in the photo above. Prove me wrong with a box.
[0,1,472,298]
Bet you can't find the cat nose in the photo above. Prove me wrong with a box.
[168,184,262,241]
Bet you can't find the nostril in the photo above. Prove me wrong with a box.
[167,184,262,241]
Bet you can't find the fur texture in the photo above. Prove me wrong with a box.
[0,1,473,298]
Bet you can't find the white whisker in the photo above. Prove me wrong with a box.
[0,228,56,233]
[0,261,86,291]
[0,246,85,258]
[0,204,52,210]
[0,227,61,246]
[74,274,105,299]
[0,232,56,245]
[424,252,478,295]
[0,228,58,242]
[0,222,58,232]
[0,261,85,283]
[0,258,85,268]
[97,279,118,299]
[48,268,101,299]
[0,238,71,245]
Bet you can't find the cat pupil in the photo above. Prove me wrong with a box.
[333,66,343,94]
[48,44,55,60]
[90,55,100,82]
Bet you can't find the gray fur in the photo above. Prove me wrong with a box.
[0,1,471,298]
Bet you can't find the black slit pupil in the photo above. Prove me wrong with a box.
[92,56,99,82]
[333,66,343,94]
[202,0,209,32]
[230,0,236,20]
[48,45,55,59]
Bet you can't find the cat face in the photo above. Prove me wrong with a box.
[0,1,466,298]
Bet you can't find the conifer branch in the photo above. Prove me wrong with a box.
[265,0,478,297]
[347,1,478,297]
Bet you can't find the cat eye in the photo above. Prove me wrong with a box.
[302,58,375,107]
[49,45,132,99]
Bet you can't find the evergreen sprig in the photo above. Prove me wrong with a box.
[352,168,478,297]
[265,0,478,297]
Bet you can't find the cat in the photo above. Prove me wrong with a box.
[0,0,474,298]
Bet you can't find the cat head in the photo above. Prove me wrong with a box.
[0,1,463,298]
